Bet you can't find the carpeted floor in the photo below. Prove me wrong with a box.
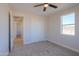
[9,41,79,56]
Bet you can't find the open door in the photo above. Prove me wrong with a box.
[9,11,14,51]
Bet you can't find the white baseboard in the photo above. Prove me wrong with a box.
[48,40,79,53]
[24,39,46,45]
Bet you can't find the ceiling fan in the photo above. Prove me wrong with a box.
[34,3,58,12]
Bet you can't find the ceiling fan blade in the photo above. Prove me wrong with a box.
[34,4,44,7]
[43,7,47,11]
[49,4,58,8]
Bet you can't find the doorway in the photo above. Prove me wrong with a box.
[13,16,23,48]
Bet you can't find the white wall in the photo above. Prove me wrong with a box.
[0,4,9,55]
[11,10,46,45]
[28,14,46,44]
[47,6,79,52]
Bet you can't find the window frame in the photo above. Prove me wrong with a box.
[60,12,75,36]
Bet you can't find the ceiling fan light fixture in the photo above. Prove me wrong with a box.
[44,4,48,7]
[34,3,58,12]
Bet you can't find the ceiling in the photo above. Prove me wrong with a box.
[9,3,79,16]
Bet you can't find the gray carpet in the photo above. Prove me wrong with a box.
[9,41,79,56]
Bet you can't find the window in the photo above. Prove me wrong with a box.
[61,13,75,35]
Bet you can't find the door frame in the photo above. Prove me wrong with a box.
[9,11,24,52]
[9,12,11,52]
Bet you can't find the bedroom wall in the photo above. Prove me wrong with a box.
[47,6,79,52]
[11,10,46,45]
[0,4,9,55]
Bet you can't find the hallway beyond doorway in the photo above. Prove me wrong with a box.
[13,16,24,48]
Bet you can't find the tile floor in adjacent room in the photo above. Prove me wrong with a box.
[9,41,79,56]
